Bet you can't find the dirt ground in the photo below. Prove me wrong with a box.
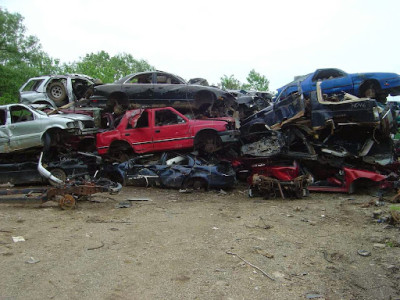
[0,183,399,300]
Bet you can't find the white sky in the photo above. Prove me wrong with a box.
[2,0,400,92]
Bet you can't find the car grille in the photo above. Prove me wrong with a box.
[82,120,95,129]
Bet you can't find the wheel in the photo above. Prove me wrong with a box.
[49,168,67,186]
[59,194,76,210]
[47,81,67,106]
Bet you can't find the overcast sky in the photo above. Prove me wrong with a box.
[2,0,400,92]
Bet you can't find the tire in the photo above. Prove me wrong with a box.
[47,81,67,106]
[49,168,67,186]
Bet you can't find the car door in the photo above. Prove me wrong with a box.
[153,72,188,106]
[124,110,154,153]
[152,108,191,151]
[122,73,154,106]
[0,108,11,153]
[8,105,43,151]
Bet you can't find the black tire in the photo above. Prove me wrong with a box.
[49,168,67,186]
[47,81,67,106]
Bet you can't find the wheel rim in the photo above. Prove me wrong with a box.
[59,194,76,210]
[50,168,67,185]
[51,86,63,99]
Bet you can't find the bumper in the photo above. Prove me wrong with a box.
[66,127,98,136]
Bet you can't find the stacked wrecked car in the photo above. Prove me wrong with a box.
[1,69,400,208]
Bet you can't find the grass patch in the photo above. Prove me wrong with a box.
[389,205,400,211]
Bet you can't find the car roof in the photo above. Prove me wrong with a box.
[115,71,187,84]
[26,74,96,81]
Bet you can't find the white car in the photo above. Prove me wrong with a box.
[19,74,101,107]
[0,103,97,153]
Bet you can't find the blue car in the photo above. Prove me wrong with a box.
[276,68,400,103]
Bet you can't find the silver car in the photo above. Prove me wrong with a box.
[19,74,101,107]
[0,104,97,153]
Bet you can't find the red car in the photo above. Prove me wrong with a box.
[96,107,239,160]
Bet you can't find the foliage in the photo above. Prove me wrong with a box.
[220,70,270,92]
[243,69,270,91]
[0,8,61,104]
[64,51,154,83]
[220,74,242,90]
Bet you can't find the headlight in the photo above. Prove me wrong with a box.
[67,122,76,128]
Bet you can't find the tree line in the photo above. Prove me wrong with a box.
[0,8,269,104]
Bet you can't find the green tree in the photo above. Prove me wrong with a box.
[0,8,60,103]
[242,69,269,91]
[220,74,241,90]
[65,51,154,83]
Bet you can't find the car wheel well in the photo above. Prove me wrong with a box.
[349,178,381,194]
[108,140,134,162]
[359,80,385,100]
[194,129,222,153]
[42,128,64,151]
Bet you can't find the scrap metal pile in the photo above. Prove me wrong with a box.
[1,70,400,207]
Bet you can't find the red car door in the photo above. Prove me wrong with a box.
[152,108,192,151]
[124,110,154,153]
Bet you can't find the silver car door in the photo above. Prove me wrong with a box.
[8,105,43,151]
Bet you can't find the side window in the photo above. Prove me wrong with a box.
[156,74,182,84]
[0,109,6,125]
[134,111,149,128]
[126,74,152,84]
[22,79,44,92]
[155,110,185,126]
[10,106,34,123]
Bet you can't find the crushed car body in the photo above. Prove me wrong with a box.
[100,152,237,190]
[0,152,97,185]
[276,68,400,103]
[240,82,395,165]
[19,74,102,107]
[0,104,97,154]
[88,70,237,116]
[307,165,387,194]
[228,89,273,119]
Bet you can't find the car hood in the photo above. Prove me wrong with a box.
[49,113,93,121]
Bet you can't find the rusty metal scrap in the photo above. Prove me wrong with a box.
[250,174,311,199]
[0,178,121,209]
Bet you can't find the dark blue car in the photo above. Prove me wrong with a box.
[100,152,237,190]
[276,68,400,103]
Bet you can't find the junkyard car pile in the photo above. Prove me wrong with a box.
[1,68,400,208]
